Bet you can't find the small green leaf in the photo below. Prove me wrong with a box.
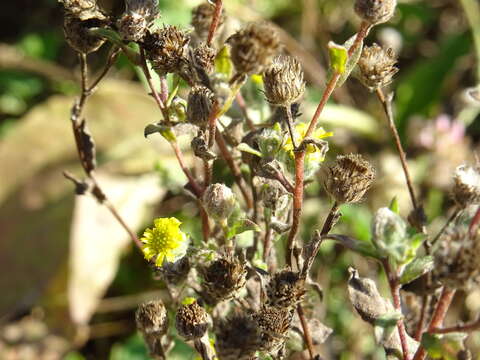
[337,32,364,87]
[88,28,140,65]
[374,312,403,344]
[215,46,233,78]
[325,234,380,259]
[389,196,400,214]
[144,123,176,142]
[328,41,348,74]
[421,332,467,360]
[227,218,260,239]
[237,142,263,157]
[400,256,434,284]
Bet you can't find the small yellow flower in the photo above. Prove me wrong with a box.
[283,122,333,162]
[141,217,189,266]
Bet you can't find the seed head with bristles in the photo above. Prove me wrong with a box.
[59,0,105,20]
[263,55,306,106]
[452,164,480,208]
[254,306,293,356]
[117,0,160,42]
[175,299,209,341]
[193,43,216,74]
[322,154,375,204]
[63,16,107,54]
[357,43,398,91]
[186,85,214,127]
[266,269,305,310]
[228,22,282,77]
[354,0,397,25]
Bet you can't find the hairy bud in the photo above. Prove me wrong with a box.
[228,22,281,76]
[354,0,397,25]
[263,55,306,106]
[176,300,209,340]
[322,154,375,204]
[186,86,214,127]
[357,43,398,91]
[143,26,189,74]
[203,183,237,221]
[452,164,480,208]
[117,0,160,42]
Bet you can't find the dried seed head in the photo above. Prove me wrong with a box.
[433,226,480,290]
[263,55,305,106]
[193,43,216,74]
[63,16,107,54]
[201,256,247,304]
[176,300,209,340]
[228,22,282,76]
[135,300,168,336]
[254,306,293,355]
[322,154,375,204]
[214,313,261,360]
[266,270,305,310]
[59,0,105,20]
[143,26,189,74]
[452,164,480,208]
[203,183,237,221]
[357,43,398,91]
[191,2,225,41]
[117,0,159,42]
[354,0,397,25]
[186,86,214,127]
[156,256,191,285]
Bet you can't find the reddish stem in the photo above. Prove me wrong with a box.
[170,141,203,198]
[207,0,223,46]
[431,316,480,334]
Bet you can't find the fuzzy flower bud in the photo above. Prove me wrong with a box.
[263,55,306,106]
[176,299,209,340]
[322,154,375,204]
[203,183,236,221]
[215,313,261,360]
[143,26,189,74]
[191,2,226,42]
[117,0,160,42]
[259,179,286,209]
[452,164,480,208]
[140,217,189,267]
[228,22,281,76]
[136,300,168,357]
[371,207,407,260]
[266,269,305,310]
[201,256,247,304]
[186,85,214,127]
[354,0,397,25]
[357,43,398,91]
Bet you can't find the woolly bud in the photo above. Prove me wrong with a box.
[63,15,107,54]
[176,300,209,340]
[266,269,305,310]
[254,306,293,355]
[214,313,261,360]
[201,256,247,304]
[117,0,159,42]
[193,43,216,74]
[263,55,305,106]
[452,164,480,208]
[322,154,375,204]
[136,300,168,336]
[259,179,286,209]
[357,43,398,91]
[191,2,225,41]
[203,183,236,221]
[186,86,214,127]
[354,0,397,25]
[228,22,281,76]
[143,26,189,74]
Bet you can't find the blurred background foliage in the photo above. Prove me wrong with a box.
[1,0,480,359]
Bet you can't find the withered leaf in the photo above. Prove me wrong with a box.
[73,119,96,174]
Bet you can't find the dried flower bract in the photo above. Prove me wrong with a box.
[117,0,159,41]
[452,164,480,208]
[176,299,209,340]
[357,43,398,91]
[354,0,397,25]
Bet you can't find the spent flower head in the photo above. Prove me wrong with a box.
[354,0,397,25]
[191,2,226,42]
[117,0,160,41]
[452,164,480,208]
[141,217,189,266]
[357,43,398,91]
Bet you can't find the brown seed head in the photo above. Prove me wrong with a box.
[63,15,106,54]
[228,22,282,76]
[135,300,168,336]
[433,225,480,290]
[117,0,159,41]
[357,43,398,91]
[322,154,375,204]
[254,306,293,355]
[176,300,208,340]
[203,183,237,221]
[191,2,225,41]
[266,269,305,310]
[155,256,191,285]
[193,43,216,74]
[143,26,189,74]
[452,164,480,208]
[186,85,214,127]
[214,313,261,360]
[59,0,106,20]
[263,55,305,106]
[201,256,247,304]
[354,0,397,25]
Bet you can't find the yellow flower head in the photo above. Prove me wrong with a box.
[283,122,333,159]
[141,217,189,266]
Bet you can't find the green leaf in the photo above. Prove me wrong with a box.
[421,332,467,360]
[337,32,364,87]
[328,41,348,74]
[89,28,140,65]
[374,312,403,344]
[403,233,426,265]
[215,46,233,78]
[389,196,400,214]
[237,142,263,157]
[400,256,434,284]
[325,234,380,259]
[227,218,260,239]
[144,123,176,142]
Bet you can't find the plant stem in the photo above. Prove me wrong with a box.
[320,202,339,235]
[414,295,430,341]
[170,141,203,198]
[207,0,223,46]
[412,288,456,360]
[376,88,419,212]
[285,104,298,149]
[297,304,315,359]
[431,315,480,334]
[430,208,461,246]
